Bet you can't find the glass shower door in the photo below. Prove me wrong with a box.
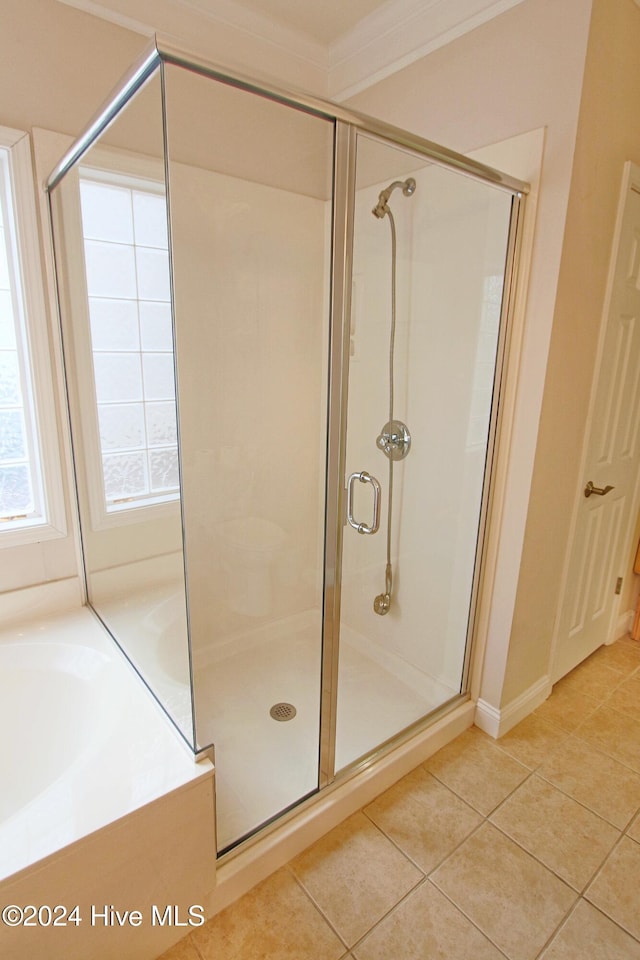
[334,132,516,772]
[163,63,335,853]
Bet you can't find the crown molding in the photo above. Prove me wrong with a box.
[169,0,327,69]
[329,0,526,101]
[56,0,154,36]
[56,0,524,102]
[55,0,328,92]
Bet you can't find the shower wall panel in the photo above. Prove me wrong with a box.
[168,161,329,654]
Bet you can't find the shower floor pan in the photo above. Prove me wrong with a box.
[194,609,456,852]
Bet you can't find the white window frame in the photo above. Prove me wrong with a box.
[0,126,66,548]
[55,145,179,532]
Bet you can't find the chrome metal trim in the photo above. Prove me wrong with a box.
[159,58,201,756]
[346,470,382,534]
[153,34,529,197]
[319,121,357,790]
[194,743,215,765]
[47,41,161,191]
[459,191,526,697]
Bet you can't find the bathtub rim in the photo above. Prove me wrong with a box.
[0,603,213,884]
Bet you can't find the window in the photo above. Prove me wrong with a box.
[0,127,64,544]
[77,169,179,513]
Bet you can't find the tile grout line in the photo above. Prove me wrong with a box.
[286,791,506,956]
[533,730,640,821]
[417,748,627,955]
[422,753,535,816]
[486,799,621,899]
[293,809,432,952]
[416,667,640,957]
[360,781,485,873]
[426,813,583,960]
[426,874,512,959]
[189,932,206,960]
[583,898,640,946]
[362,768,579,958]
[345,876,431,957]
[531,896,585,960]
[627,823,640,843]
[580,828,632,902]
[487,766,637,864]
[578,830,640,943]
[570,710,640,777]
[526,765,640,831]
[489,730,572,770]
[285,864,352,953]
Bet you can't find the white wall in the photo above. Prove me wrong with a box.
[503,0,640,703]
[168,158,331,660]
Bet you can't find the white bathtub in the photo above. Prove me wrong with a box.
[0,641,121,825]
[0,601,215,960]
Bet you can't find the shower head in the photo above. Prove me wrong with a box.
[372,177,416,219]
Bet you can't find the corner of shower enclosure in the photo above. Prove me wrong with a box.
[46,38,204,760]
[46,34,530,857]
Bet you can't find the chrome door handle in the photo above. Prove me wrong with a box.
[584,480,615,498]
[346,471,381,534]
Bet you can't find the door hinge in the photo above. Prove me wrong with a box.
[615,576,623,595]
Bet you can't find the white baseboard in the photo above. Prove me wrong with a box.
[612,608,635,642]
[475,674,552,739]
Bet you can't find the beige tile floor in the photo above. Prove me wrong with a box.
[160,635,640,960]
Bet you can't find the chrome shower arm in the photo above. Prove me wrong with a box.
[372,177,416,218]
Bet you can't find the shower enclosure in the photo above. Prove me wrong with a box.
[47,38,527,856]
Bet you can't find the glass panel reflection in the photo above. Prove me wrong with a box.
[48,70,195,747]
[164,63,334,851]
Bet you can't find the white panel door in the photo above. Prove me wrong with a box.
[553,164,640,681]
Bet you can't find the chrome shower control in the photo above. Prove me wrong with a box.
[376,420,411,461]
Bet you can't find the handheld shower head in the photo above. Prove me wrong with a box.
[372,177,416,218]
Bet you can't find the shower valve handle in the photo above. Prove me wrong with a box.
[346,471,381,535]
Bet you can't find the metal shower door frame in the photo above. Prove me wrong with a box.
[320,123,528,789]
[46,33,529,835]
